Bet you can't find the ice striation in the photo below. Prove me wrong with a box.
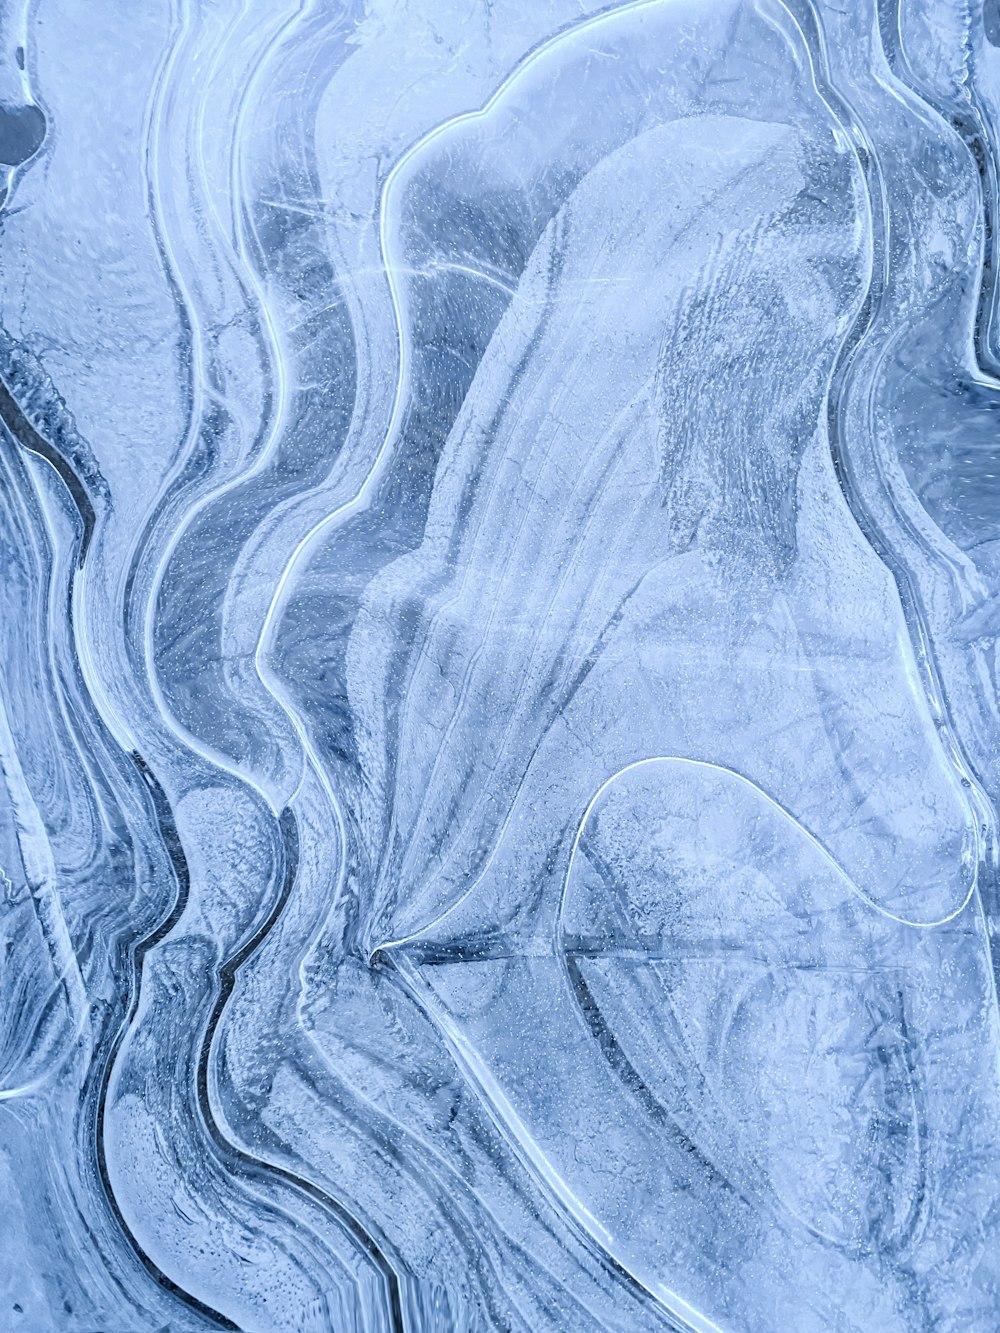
[3,0,1000,1329]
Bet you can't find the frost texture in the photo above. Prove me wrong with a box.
[3,0,1000,1329]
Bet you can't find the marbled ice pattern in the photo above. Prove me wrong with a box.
[4,0,1000,1328]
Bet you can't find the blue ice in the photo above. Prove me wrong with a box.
[2,1,1000,1329]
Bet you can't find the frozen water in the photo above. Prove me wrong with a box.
[3,0,1000,1329]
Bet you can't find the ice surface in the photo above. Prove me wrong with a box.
[3,0,1000,1329]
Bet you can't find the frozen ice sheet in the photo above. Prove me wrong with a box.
[3,0,1000,1329]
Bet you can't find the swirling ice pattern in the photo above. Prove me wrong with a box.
[4,0,1000,1328]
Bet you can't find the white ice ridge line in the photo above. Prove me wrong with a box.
[376,374,656,921]
[144,0,210,499]
[58,0,189,763]
[245,0,679,923]
[389,954,725,1333]
[766,0,997,875]
[46,0,295,818]
[135,0,310,813]
[0,690,87,1098]
[68,0,323,930]
[561,757,980,930]
[376,753,979,960]
[88,0,250,782]
[114,0,664,823]
[570,762,981,927]
[253,0,670,665]
[243,1,672,815]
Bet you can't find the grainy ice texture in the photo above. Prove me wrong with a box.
[4,0,1000,1328]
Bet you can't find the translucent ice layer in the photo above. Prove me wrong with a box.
[3,0,1000,1329]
